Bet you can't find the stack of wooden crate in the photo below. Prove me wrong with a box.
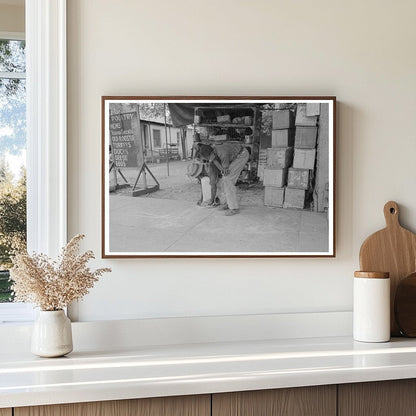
[284,104,319,209]
[263,110,295,207]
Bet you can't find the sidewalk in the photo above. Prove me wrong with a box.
[109,195,329,254]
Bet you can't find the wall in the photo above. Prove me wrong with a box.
[67,0,416,322]
[0,3,24,33]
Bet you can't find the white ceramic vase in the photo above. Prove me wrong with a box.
[31,310,73,357]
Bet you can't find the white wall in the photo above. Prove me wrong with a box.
[67,0,416,322]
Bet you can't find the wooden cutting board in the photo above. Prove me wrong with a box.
[359,201,416,336]
[395,272,416,337]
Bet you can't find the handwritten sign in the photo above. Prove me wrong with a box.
[109,111,143,168]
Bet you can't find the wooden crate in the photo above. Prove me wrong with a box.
[284,188,306,209]
[271,129,295,148]
[295,103,318,127]
[287,168,310,190]
[264,186,285,207]
[266,147,293,168]
[217,115,231,123]
[272,110,295,129]
[263,168,288,187]
[293,148,316,170]
[295,126,318,149]
[306,103,320,116]
[212,134,229,141]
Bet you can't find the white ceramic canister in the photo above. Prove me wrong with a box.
[353,271,390,342]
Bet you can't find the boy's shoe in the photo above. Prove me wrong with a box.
[225,209,240,216]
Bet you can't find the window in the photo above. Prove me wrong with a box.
[0,0,68,324]
[153,129,161,148]
[0,37,26,305]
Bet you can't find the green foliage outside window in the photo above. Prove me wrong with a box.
[0,162,26,302]
[0,39,27,303]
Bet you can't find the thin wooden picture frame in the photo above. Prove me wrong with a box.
[102,96,336,258]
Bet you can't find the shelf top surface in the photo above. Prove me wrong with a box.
[2,336,416,408]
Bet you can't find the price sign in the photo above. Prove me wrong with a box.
[109,111,143,168]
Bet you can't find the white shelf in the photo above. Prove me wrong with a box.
[2,334,416,408]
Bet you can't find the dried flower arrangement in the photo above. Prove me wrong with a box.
[10,234,111,311]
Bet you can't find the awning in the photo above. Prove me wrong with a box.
[168,103,197,127]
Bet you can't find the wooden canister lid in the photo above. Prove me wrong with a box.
[354,271,390,279]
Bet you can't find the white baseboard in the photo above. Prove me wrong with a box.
[0,311,352,353]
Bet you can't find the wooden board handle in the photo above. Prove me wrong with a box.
[384,201,400,228]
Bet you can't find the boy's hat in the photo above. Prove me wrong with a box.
[187,160,204,178]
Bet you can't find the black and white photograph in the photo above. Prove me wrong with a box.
[102,97,335,257]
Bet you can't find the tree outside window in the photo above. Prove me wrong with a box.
[0,38,27,302]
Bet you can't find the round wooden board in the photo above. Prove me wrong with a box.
[395,272,416,337]
[360,201,416,336]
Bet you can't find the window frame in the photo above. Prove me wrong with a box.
[26,0,67,257]
[0,0,67,323]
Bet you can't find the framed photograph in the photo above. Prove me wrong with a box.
[102,96,336,258]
